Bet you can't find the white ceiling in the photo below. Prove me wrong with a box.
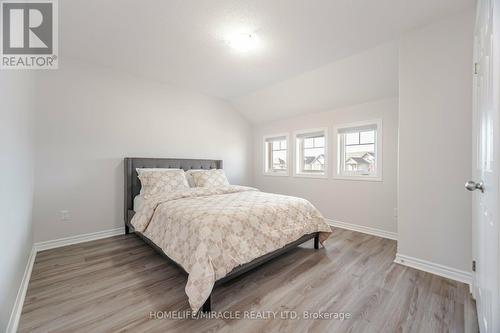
[61,0,474,100]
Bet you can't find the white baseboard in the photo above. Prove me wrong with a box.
[6,246,36,333]
[326,218,398,240]
[394,253,472,285]
[7,227,125,332]
[34,227,125,252]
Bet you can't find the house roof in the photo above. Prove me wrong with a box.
[304,156,316,164]
[346,157,370,165]
[362,152,375,158]
[304,154,325,165]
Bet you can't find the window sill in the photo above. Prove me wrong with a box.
[293,172,328,179]
[333,175,383,182]
[263,171,289,177]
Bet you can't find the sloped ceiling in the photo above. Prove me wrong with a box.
[231,41,399,123]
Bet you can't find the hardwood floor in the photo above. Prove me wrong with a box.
[19,229,479,333]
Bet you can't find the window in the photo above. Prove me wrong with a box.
[294,128,328,177]
[263,134,289,175]
[335,120,382,180]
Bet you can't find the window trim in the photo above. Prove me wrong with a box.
[293,127,329,179]
[263,133,290,176]
[333,119,383,182]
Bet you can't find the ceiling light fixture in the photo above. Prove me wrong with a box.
[226,32,260,53]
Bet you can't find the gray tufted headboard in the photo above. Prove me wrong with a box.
[124,157,223,224]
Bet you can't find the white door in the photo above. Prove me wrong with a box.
[470,1,500,332]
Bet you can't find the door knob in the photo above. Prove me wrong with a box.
[465,180,484,193]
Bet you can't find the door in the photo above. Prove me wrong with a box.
[470,1,500,332]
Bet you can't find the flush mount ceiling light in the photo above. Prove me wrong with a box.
[226,32,260,53]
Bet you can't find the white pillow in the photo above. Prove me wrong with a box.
[133,194,145,212]
[188,169,229,187]
[136,168,189,198]
[185,169,205,187]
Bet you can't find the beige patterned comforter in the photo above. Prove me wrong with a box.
[131,185,332,312]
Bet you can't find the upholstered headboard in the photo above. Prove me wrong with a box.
[124,157,223,224]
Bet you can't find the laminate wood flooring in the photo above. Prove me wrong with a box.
[18,228,479,333]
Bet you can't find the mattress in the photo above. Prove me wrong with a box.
[130,185,332,312]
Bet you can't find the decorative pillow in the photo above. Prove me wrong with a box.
[189,169,229,187]
[136,168,189,198]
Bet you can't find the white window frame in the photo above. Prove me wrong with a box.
[293,127,328,179]
[263,133,290,176]
[333,119,383,181]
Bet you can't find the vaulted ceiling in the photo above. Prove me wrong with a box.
[232,41,400,123]
[61,0,474,102]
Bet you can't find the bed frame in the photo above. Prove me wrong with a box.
[124,157,320,312]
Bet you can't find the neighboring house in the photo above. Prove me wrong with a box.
[304,154,325,171]
[346,153,375,172]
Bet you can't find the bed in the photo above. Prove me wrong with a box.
[124,157,332,313]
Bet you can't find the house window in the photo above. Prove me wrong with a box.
[295,128,328,177]
[263,134,289,175]
[335,120,382,180]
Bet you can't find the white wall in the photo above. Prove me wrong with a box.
[398,9,473,271]
[0,72,35,331]
[33,58,253,242]
[253,98,398,233]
